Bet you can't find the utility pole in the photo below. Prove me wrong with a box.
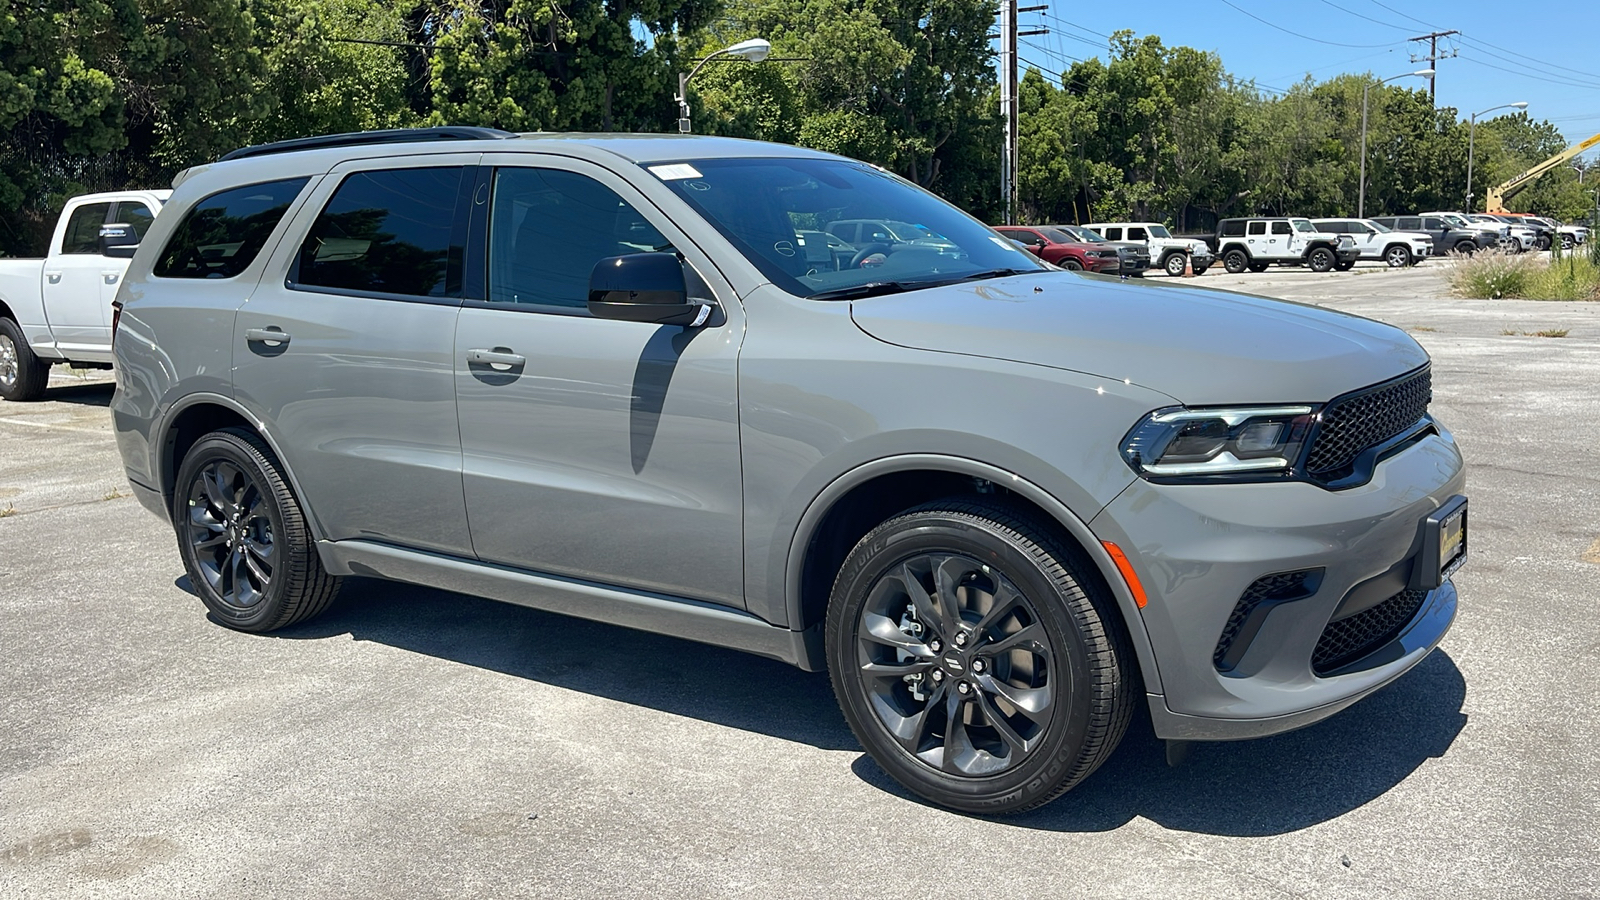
[1408,30,1458,104]
[997,2,1048,223]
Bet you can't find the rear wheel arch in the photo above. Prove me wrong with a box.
[158,398,325,540]
[785,456,1163,695]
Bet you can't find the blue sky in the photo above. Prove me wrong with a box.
[1012,0,1600,162]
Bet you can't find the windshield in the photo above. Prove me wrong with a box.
[647,158,1045,298]
[1148,225,1172,238]
[1368,220,1391,233]
[1292,219,1316,233]
[1440,214,1468,226]
[1040,226,1086,244]
[1051,224,1102,243]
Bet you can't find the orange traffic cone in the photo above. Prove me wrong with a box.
[1183,254,1195,277]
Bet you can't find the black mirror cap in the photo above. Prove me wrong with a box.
[99,223,138,257]
[588,252,707,326]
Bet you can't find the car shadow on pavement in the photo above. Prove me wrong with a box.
[851,649,1468,835]
[44,381,114,407]
[256,576,861,752]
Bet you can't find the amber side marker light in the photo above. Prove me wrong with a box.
[1101,540,1148,609]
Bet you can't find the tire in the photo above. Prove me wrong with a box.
[1334,260,1356,271]
[174,427,341,633]
[1192,263,1210,275]
[825,499,1135,815]
[1162,252,1187,277]
[1561,235,1575,251]
[1535,235,1551,252]
[0,317,52,402]
[1454,240,1477,255]
[1223,248,1249,274]
[1247,261,1270,273]
[1307,246,1335,273]
[1384,245,1412,268]
[1062,259,1084,271]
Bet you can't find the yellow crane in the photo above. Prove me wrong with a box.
[1486,131,1600,213]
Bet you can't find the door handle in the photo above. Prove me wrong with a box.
[45,272,62,284]
[467,348,526,370]
[245,327,291,346]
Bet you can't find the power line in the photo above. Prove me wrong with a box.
[1218,0,1403,49]
[1313,0,1413,31]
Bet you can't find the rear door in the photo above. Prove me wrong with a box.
[452,155,746,607]
[233,155,478,556]
[41,200,114,354]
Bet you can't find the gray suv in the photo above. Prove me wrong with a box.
[109,128,1467,814]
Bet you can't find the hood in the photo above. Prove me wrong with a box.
[849,272,1428,406]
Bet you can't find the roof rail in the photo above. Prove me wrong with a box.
[218,127,517,162]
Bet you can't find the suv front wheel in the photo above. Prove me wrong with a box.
[174,428,342,632]
[1223,248,1249,274]
[1307,246,1336,272]
[826,500,1135,814]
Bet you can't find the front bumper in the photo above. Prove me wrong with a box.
[1090,426,1466,741]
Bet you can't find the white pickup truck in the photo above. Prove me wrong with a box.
[0,190,169,400]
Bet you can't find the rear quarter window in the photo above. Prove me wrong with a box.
[154,179,310,279]
[1219,220,1245,237]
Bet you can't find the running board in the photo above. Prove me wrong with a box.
[317,540,822,670]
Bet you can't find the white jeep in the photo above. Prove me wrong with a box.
[1085,222,1213,277]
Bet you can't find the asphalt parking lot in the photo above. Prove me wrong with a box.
[2,260,1597,898]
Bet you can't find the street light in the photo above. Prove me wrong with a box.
[1466,101,1529,210]
[1359,69,1434,218]
[675,38,771,134]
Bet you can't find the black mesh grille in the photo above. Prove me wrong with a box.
[1312,589,1429,674]
[1305,368,1432,480]
[1214,571,1314,669]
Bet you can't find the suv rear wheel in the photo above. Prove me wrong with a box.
[1223,248,1249,274]
[825,499,1135,814]
[1307,246,1335,272]
[174,428,341,632]
[0,318,51,402]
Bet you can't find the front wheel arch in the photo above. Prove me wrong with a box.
[785,455,1163,696]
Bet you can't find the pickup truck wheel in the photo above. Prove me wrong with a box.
[1223,249,1249,274]
[1062,259,1084,271]
[1307,247,1335,273]
[1384,245,1412,267]
[0,318,51,402]
[1162,253,1187,277]
[175,428,341,633]
[1454,240,1477,255]
[1535,235,1551,252]
[825,499,1135,815]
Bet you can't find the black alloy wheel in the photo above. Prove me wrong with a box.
[1454,240,1477,255]
[1307,247,1336,273]
[175,428,341,632]
[1062,258,1084,271]
[1223,249,1249,274]
[1535,235,1552,252]
[1385,245,1411,268]
[827,500,1134,814]
[1248,261,1271,273]
[1163,253,1187,277]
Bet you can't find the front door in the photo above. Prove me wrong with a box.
[454,158,746,607]
[42,201,114,354]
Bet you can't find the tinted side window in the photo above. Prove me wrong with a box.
[60,203,112,255]
[1219,220,1245,237]
[116,202,157,240]
[1398,217,1422,230]
[1103,227,1122,240]
[488,167,673,311]
[155,179,309,279]
[1247,221,1266,236]
[1422,217,1443,230]
[295,167,465,298]
[1126,227,1145,241]
[1271,221,1291,235]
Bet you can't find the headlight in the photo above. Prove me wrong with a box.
[1122,406,1318,480]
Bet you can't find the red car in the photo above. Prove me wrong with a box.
[997,225,1126,273]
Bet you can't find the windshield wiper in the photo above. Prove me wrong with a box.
[806,281,923,301]
[946,267,1040,282]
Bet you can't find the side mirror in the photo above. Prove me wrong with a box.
[588,252,710,326]
[100,223,139,259]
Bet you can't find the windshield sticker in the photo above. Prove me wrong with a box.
[649,163,703,180]
[991,236,1024,251]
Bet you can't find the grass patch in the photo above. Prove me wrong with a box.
[0,503,14,518]
[101,488,126,501]
[1411,325,1438,332]
[1528,328,1570,338]
[1449,248,1600,301]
